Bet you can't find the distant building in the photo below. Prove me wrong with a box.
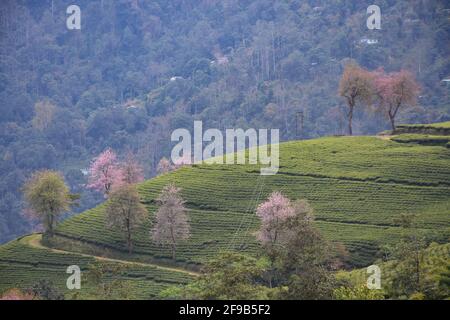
[359,37,378,45]
[211,56,229,66]
[441,77,450,87]
[212,48,229,66]
[216,56,229,65]
[123,99,143,109]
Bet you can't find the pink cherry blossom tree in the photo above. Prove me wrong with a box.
[373,69,420,131]
[256,191,315,288]
[173,153,192,168]
[0,288,34,300]
[256,191,296,249]
[256,191,295,287]
[156,154,191,176]
[156,157,172,175]
[87,148,123,197]
[151,184,190,260]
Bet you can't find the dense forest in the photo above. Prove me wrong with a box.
[0,0,449,243]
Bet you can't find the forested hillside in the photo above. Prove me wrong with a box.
[1,0,449,242]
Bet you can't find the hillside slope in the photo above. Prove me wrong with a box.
[2,1,450,244]
[51,136,450,268]
[1,133,449,299]
[0,234,194,299]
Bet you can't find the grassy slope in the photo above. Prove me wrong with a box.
[1,134,449,299]
[0,234,194,299]
[52,136,450,267]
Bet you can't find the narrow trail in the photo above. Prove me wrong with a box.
[375,135,393,140]
[20,234,199,277]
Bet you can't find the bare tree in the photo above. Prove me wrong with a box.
[338,63,373,135]
[120,152,144,184]
[105,184,147,253]
[151,184,190,260]
[156,157,172,175]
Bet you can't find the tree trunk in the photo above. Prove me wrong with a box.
[126,219,132,254]
[170,227,176,260]
[127,234,132,254]
[268,256,275,289]
[171,243,176,260]
[48,214,54,237]
[347,105,354,136]
[389,114,396,131]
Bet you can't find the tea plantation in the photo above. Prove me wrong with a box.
[394,121,450,135]
[52,135,450,267]
[0,234,194,299]
[1,133,449,298]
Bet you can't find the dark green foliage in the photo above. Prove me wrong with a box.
[389,214,428,298]
[338,242,450,300]
[439,265,450,296]
[267,204,337,299]
[160,252,270,300]
[27,280,64,300]
[85,262,131,300]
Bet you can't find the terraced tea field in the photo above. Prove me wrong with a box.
[1,134,449,298]
[390,134,450,148]
[52,136,450,267]
[394,121,450,135]
[0,234,194,299]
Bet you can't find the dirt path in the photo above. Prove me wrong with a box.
[376,135,394,140]
[21,234,199,277]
